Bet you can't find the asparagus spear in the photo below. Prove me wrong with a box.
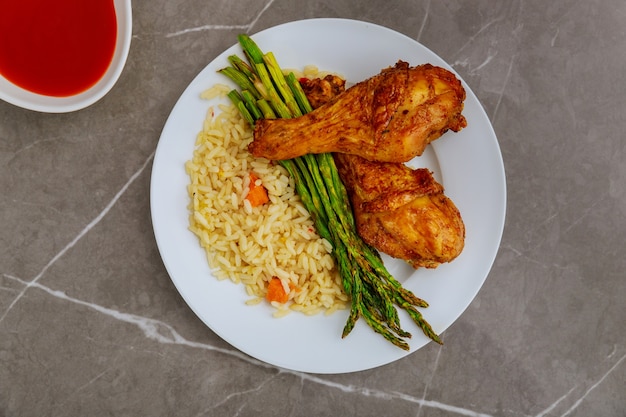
[226,90,255,126]
[219,34,442,350]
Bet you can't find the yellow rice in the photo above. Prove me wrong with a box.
[185,84,349,317]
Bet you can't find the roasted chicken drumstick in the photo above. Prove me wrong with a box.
[250,61,467,163]
[334,154,465,268]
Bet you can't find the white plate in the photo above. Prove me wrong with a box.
[0,0,132,113]
[150,18,506,374]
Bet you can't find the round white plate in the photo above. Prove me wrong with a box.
[150,18,506,374]
[0,0,132,113]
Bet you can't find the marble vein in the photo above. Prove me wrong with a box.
[534,387,577,417]
[195,373,279,416]
[415,0,431,42]
[550,28,560,47]
[7,265,623,417]
[492,53,516,121]
[453,52,498,77]
[5,198,63,214]
[6,136,64,163]
[0,285,19,293]
[53,370,110,409]
[561,193,608,236]
[559,352,625,417]
[452,17,503,60]
[550,0,584,27]
[3,273,496,417]
[416,343,443,417]
[530,351,626,417]
[0,150,155,324]
[166,24,249,38]
[471,54,496,74]
[3,273,266,365]
[165,0,275,38]
[499,244,571,272]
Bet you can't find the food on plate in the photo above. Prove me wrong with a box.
[185,93,348,317]
[215,34,445,350]
[334,154,465,268]
[301,75,465,269]
[249,61,467,163]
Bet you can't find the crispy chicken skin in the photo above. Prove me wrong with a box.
[250,61,467,163]
[299,74,346,109]
[334,154,465,268]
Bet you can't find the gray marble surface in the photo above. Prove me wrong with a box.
[1,1,625,416]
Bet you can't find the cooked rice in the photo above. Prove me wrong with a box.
[285,65,336,80]
[185,85,349,316]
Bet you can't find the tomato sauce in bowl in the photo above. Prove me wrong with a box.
[0,0,131,112]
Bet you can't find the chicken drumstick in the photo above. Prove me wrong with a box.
[250,61,467,163]
[334,154,465,268]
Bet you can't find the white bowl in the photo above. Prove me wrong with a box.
[0,0,132,113]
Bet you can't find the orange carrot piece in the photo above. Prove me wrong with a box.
[266,276,290,304]
[245,172,269,207]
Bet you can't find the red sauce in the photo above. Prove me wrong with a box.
[0,0,117,97]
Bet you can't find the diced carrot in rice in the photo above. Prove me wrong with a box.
[245,172,269,207]
[265,276,299,304]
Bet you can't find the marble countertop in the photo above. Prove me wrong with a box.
[1,1,624,416]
